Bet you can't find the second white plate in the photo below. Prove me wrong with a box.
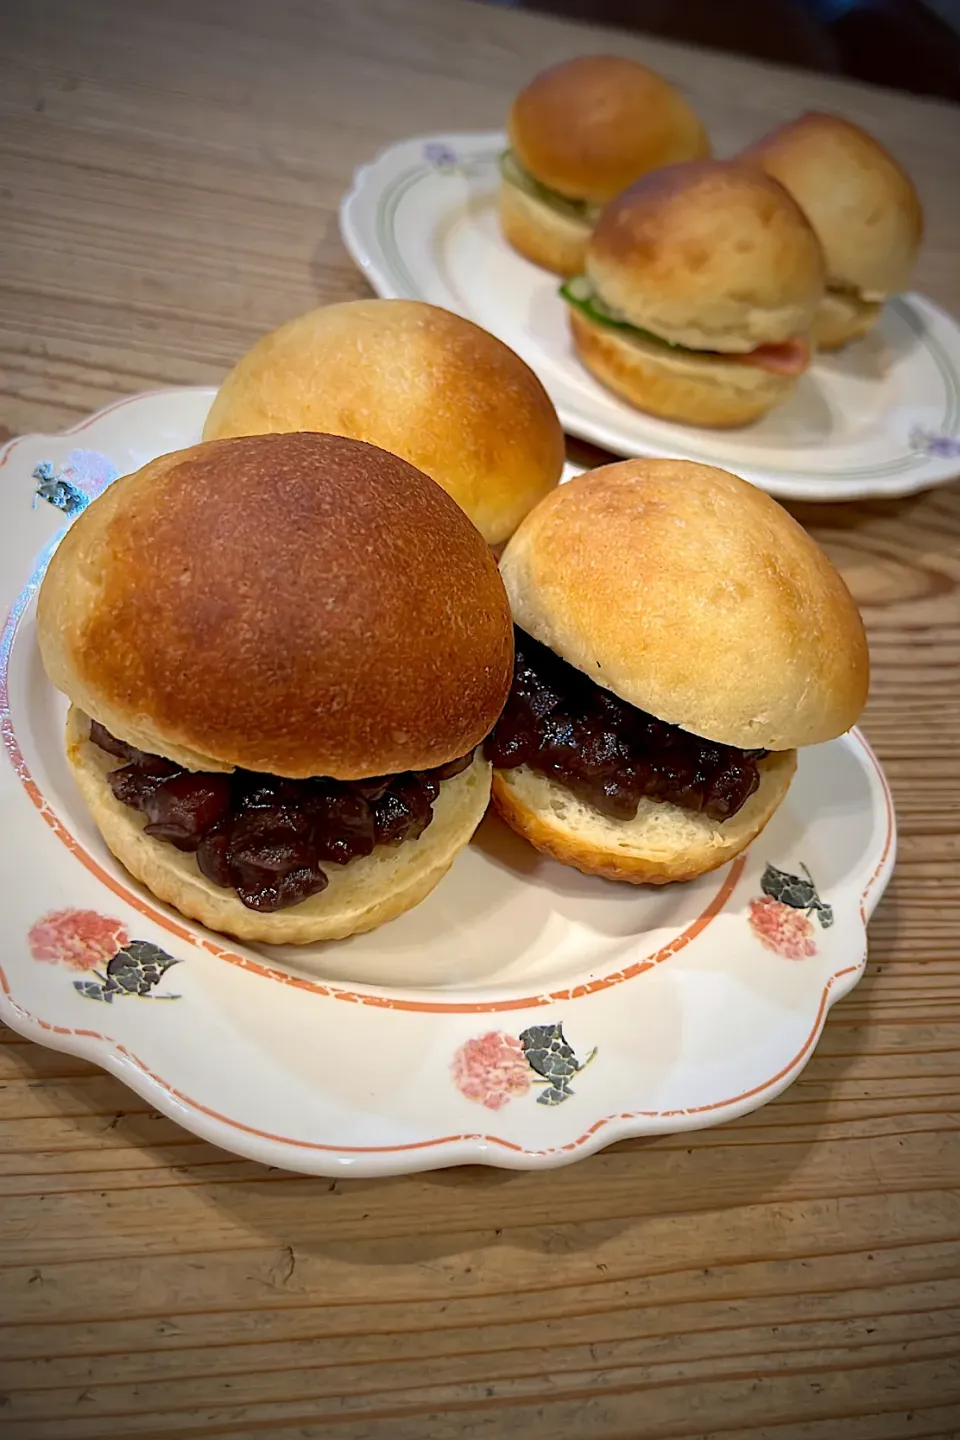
[340,132,960,503]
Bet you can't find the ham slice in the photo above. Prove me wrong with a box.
[730,338,811,376]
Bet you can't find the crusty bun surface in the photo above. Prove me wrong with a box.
[813,288,884,352]
[740,112,922,299]
[67,708,491,944]
[498,180,590,277]
[499,458,869,752]
[509,55,709,204]
[586,161,825,351]
[492,750,796,885]
[38,433,513,779]
[202,300,564,545]
[568,308,795,427]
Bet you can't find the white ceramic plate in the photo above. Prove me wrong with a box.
[340,131,960,503]
[0,388,895,1174]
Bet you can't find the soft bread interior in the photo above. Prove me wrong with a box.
[813,288,883,350]
[499,179,590,277]
[568,307,795,427]
[492,750,797,884]
[66,707,491,944]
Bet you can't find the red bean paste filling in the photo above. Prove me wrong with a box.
[89,721,475,914]
[485,630,768,823]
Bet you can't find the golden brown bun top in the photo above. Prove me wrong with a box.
[38,434,514,779]
[509,55,710,204]
[202,300,565,546]
[499,459,868,751]
[586,161,826,350]
[741,112,922,295]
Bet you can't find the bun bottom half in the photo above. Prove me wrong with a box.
[499,181,590,277]
[813,290,883,351]
[66,707,491,945]
[569,309,797,427]
[491,750,797,885]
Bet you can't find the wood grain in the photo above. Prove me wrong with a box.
[1,1,960,1436]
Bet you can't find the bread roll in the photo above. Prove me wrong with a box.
[568,308,796,428]
[585,162,825,352]
[500,55,709,276]
[498,179,591,277]
[499,458,869,752]
[38,433,513,778]
[509,55,709,205]
[491,458,867,884]
[741,113,922,350]
[203,300,564,545]
[492,751,796,884]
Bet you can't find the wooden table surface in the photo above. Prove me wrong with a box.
[3,2,960,1436]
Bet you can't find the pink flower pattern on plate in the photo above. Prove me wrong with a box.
[452,1031,532,1110]
[748,896,818,960]
[28,909,130,972]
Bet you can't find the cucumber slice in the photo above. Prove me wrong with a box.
[499,151,598,224]
[559,278,700,354]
